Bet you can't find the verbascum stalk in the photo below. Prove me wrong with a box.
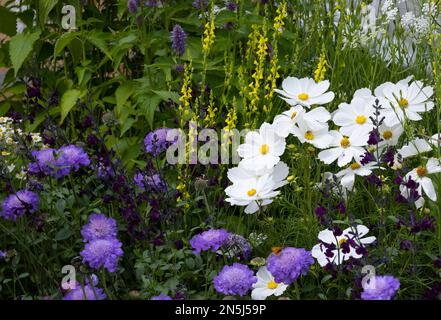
[204,91,217,128]
[314,49,328,83]
[179,60,193,128]
[202,14,216,56]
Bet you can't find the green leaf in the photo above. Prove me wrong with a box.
[115,82,135,108]
[84,31,112,60]
[39,0,59,26]
[54,32,79,57]
[60,89,84,124]
[152,90,180,104]
[9,30,41,76]
[0,6,17,36]
[55,226,72,241]
[139,95,161,128]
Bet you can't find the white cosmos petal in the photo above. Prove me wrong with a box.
[421,177,437,201]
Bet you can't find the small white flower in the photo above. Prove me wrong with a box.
[292,120,332,149]
[274,77,335,108]
[237,123,286,172]
[312,225,376,267]
[397,138,432,159]
[318,130,368,167]
[336,161,377,190]
[377,122,404,148]
[374,78,434,126]
[400,158,441,208]
[251,266,288,300]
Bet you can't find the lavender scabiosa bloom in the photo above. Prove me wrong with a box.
[190,229,230,254]
[56,145,90,177]
[2,190,39,221]
[134,173,167,193]
[0,250,6,259]
[63,284,106,300]
[213,263,256,296]
[28,148,57,176]
[222,234,252,260]
[171,25,187,56]
[267,247,314,285]
[151,293,172,300]
[81,238,123,273]
[144,128,174,156]
[361,275,400,300]
[127,0,139,13]
[81,213,118,242]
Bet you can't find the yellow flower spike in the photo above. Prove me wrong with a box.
[202,15,216,55]
[313,49,328,83]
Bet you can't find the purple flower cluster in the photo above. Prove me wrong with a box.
[144,128,175,157]
[28,145,90,178]
[80,214,123,273]
[63,284,106,300]
[361,275,400,300]
[171,25,187,56]
[190,229,230,254]
[1,189,39,221]
[151,293,172,300]
[134,173,167,193]
[267,247,314,284]
[213,263,256,296]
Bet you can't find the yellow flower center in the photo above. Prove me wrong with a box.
[298,93,309,101]
[383,130,393,140]
[356,115,367,124]
[247,189,257,197]
[304,131,314,140]
[351,162,361,170]
[398,97,409,108]
[340,137,350,148]
[338,238,347,246]
[291,112,297,120]
[416,166,427,177]
[267,280,278,290]
[260,144,269,155]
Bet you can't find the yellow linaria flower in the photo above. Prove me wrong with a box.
[314,51,327,83]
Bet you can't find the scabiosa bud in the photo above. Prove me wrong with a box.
[175,64,185,73]
[81,213,118,242]
[127,0,139,13]
[361,275,400,300]
[171,24,187,56]
[266,247,314,285]
[190,229,230,254]
[225,1,237,11]
[80,238,123,273]
[213,263,256,296]
[1,190,39,221]
[222,234,252,260]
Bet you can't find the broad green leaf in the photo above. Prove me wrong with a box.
[139,95,161,128]
[115,82,135,108]
[0,6,17,36]
[9,30,41,76]
[54,31,79,57]
[60,89,84,124]
[152,90,180,104]
[84,31,112,60]
[39,0,59,26]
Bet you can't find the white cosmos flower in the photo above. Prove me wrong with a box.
[430,133,441,147]
[292,120,332,149]
[237,123,286,171]
[318,130,368,167]
[225,162,289,214]
[374,77,434,126]
[311,225,376,267]
[400,158,441,208]
[397,138,432,159]
[336,161,377,190]
[377,122,404,148]
[333,93,376,137]
[251,266,288,300]
[274,77,335,108]
[273,106,330,138]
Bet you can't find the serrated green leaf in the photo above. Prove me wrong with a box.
[116,82,135,108]
[60,89,85,124]
[54,31,79,57]
[9,31,41,76]
[84,31,112,60]
[152,90,180,104]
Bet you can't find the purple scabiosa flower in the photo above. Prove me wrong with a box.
[128,0,139,13]
[81,238,123,273]
[171,25,187,56]
[213,263,256,296]
[28,148,57,176]
[267,247,314,285]
[189,229,230,254]
[151,293,172,300]
[192,0,207,10]
[56,145,90,176]
[2,190,39,221]
[361,275,400,300]
[63,284,106,300]
[81,213,118,242]
[222,234,252,260]
[134,173,167,193]
[0,250,6,260]
[144,128,174,156]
